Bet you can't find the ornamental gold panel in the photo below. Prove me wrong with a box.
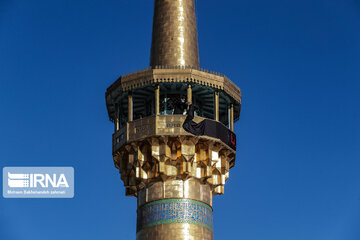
[113,133,235,197]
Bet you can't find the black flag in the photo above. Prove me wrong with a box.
[182,105,236,150]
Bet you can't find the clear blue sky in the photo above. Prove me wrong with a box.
[1,0,359,239]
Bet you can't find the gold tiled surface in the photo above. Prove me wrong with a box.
[137,179,212,207]
[113,133,235,197]
[112,115,236,155]
[136,223,213,240]
[150,0,200,68]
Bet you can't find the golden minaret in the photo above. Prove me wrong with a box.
[106,1,241,239]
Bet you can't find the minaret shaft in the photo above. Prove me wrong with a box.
[150,0,200,68]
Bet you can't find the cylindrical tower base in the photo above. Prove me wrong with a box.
[136,179,214,240]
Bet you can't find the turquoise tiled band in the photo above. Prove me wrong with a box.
[137,198,213,231]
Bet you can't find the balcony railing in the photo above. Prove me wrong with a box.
[112,115,236,154]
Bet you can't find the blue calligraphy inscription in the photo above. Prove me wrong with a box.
[137,199,213,231]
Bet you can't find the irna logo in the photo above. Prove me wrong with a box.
[3,167,74,198]
[8,172,69,188]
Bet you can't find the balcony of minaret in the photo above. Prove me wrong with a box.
[105,66,241,197]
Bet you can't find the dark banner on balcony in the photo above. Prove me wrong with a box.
[182,105,236,150]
